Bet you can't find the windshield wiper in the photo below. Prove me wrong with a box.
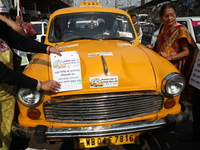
[102,37,133,44]
[64,37,99,42]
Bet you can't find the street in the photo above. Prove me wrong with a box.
[10,101,200,150]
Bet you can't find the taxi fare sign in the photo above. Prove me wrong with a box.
[79,133,139,149]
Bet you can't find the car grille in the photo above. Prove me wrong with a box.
[44,91,163,123]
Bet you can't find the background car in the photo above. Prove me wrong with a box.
[176,17,200,50]
[31,21,48,43]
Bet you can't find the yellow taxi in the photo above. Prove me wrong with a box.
[12,2,189,149]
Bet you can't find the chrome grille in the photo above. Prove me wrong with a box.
[44,91,163,123]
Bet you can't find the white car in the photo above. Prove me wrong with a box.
[31,21,48,43]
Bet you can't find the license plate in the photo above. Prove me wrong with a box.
[79,133,139,149]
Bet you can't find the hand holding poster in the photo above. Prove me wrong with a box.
[50,51,82,92]
[189,51,200,89]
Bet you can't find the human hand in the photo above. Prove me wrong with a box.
[146,44,153,49]
[160,52,173,61]
[40,80,61,92]
[47,46,63,56]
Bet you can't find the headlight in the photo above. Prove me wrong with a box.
[162,72,186,97]
[17,88,44,107]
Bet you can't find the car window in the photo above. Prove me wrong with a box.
[48,12,135,42]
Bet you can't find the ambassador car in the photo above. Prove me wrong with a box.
[12,2,189,149]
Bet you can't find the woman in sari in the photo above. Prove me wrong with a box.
[147,2,199,141]
[147,3,198,80]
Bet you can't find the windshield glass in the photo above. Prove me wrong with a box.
[192,21,200,44]
[48,12,135,42]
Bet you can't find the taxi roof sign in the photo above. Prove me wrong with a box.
[79,2,102,7]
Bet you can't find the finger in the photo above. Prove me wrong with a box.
[50,87,58,93]
[53,81,61,86]
[51,83,60,91]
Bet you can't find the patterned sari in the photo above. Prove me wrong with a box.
[155,23,198,80]
[156,23,199,101]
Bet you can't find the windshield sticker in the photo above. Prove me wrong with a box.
[90,76,118,88]
[60,44,78,49]
[116,42,132,46]
[88,52,113,57]
[50,51,82,92]
[118,31,133,38]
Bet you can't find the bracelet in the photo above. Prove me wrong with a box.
[47,46,52,55]
[36,80,42,91]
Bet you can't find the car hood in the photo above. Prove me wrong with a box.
[49,40,156,96]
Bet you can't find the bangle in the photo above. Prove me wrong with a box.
[47,46,52,55]
[36,80,42,91]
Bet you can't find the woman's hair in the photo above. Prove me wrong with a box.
[159,3,176,17]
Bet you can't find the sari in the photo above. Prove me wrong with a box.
[155,23,199,101]
[0,38,16,150]
[155,23,198,81]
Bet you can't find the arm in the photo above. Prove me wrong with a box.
[0,15,26,36]
[0,20,47,53]
[0,61,60,92]
[0,61,37,88]
[164,44,190,61]
[161,38,190,61]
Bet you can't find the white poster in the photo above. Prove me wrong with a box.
[50,51,82,92]
[189,51,200,89]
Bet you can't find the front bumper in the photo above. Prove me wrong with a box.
[12,102,189,143]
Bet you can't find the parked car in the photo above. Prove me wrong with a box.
[12,2,189,149]
[31,21,47,43]
[176,17,200,50]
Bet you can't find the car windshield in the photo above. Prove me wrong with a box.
[48,12,135,43]
[192,21,200,44]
